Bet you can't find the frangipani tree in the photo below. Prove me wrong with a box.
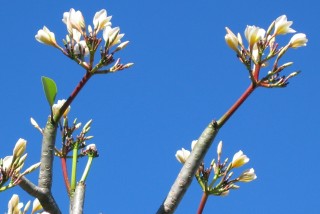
[0,7,307,214]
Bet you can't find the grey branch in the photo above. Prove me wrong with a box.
[19,176,61,213]
[71,182,86,214]
[157,120,219,214]
[38,118,57,190]
[19,117,61,213]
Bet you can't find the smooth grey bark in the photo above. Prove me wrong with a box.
[157,120,219,214]
[19,118,61,213]
[71,182,86,214]
[19,177,61,213]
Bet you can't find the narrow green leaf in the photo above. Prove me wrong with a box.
[41,76,57,107]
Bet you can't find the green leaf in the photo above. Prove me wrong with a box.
[41,76,57,107]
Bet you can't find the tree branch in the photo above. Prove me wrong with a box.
[157,120,219,214]
[19,176,61,213]
[71,182,86,214]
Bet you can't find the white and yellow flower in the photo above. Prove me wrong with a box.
[231,150,249,168]
[103,26,124,47]
[35,26,59,48]
[52,99,71,118]
[93,9,112,34]
[225,27,239,51]
[289,33,308,48]
[244,25,266,49]
[13,138,27,160]
[175,148,190,164]
[238,168,257,182]
[274,15,296,35]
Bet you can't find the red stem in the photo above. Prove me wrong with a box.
[217,82,257,128]
[197,192,209,214]
[54,71,93,123]
[61,157,70,195]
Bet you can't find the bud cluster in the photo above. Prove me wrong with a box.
[58,116,96,158]
[35,8,133,74]
[0,139,40,191]
[225,15,307,87]
[176,141,256,196]
[7,194,43,214]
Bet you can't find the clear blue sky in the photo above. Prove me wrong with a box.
[0,1,319,213]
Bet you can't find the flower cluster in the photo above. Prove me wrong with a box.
[7,194,43,214]
[0,139,40,191]
[225,15,307,87]
[176,141,256,196]
[35,8,133,74]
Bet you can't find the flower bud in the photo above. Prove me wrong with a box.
[231,150,249,168]
[8,195,18,213]
[114,41,130,53]
[289,33,308,48]
[2,156,13,171]
[217,141,223,157]
[93,9,112,33]
[35,26,59,48]
[32,198,43,214]
[23,201,31,213]
[244,25,266,49]
[191,140,198,150]
[273,15,296,35]
[175,148,190,164]
[21,162,41,176]
[225,27,239,52]
[13,138,27,160]
[52,99,71,118]
[238,168,257,182]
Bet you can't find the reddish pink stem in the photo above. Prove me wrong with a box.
[197,192,209,214]
[61,157,71,195]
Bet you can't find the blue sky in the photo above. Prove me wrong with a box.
[0,0,319,213]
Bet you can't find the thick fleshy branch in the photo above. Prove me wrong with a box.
[19,176,61,213]
[157,82,257,213]
[71,182,86,214]
[38,119,57,189]
[157,121,219,214]
[19,71,94,213]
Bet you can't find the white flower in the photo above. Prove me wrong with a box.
[63,8,85,34]
[35,26,59,48]
[52,99,71,118]
[175,148,190,164]
[13,138,27,160]
[220,190,229,196]
[8,194,22,214]
[191,140,198,150]
[238,168,257,182]
[32,198,43,214]
[23,201,31,213]
[289,33,308,48]
[93,9,112,33]
[244,25,266,48]
[2,156,13,171]
[103,26,124,47]
[251,44,259,62]
[86,144,97,151]
[274,15,296,35]
[71,29,82,43]
[231,150,249,168]
[217,141,223,156]
[225,27,239,51]
[74,40,89,56]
